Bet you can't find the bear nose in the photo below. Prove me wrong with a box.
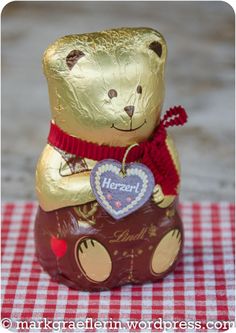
[124,105,135,118]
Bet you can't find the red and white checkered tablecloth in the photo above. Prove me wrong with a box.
[1,202,235,332]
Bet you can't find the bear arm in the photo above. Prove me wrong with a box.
[165,133,181,175]
[35,144,95,211]
[152,134,181,208]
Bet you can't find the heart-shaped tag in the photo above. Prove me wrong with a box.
[90,159,155,220]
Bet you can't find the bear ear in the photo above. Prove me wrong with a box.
[149,41,162,58]
[66,50,85,70]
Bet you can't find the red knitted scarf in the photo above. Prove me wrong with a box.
[48,106,187,195]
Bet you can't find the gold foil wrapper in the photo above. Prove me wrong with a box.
[36,144,96,211]
[36,27,181,211]
[43,27,167,147]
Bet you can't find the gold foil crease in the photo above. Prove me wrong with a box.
[36,144,95,211]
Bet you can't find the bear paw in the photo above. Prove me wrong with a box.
[75,238,112,283]
[151,228,182,275]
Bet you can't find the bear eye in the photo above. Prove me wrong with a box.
[108,89,118,99]
[137,85,142,94]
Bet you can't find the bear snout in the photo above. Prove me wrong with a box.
[124,105,135,117]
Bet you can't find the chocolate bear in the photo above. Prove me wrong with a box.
[34,27,186,291]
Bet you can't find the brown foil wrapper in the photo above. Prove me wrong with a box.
[34,199,183,291]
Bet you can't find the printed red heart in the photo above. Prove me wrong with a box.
[50,236,67,258]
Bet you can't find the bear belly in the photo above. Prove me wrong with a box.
[34,199,183,291]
